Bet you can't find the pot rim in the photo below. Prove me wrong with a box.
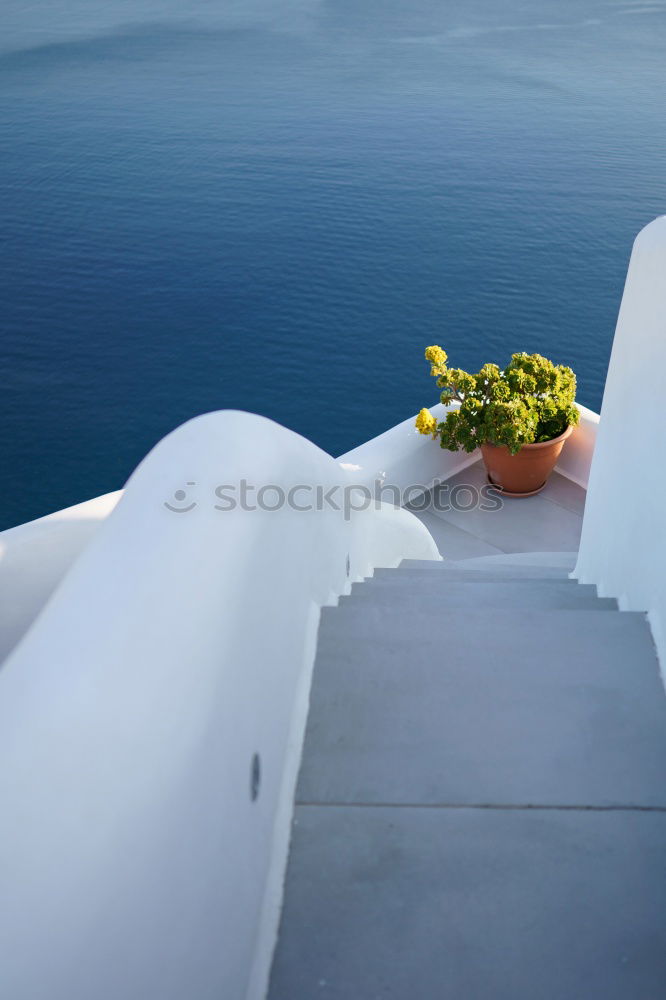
[481,423,573,452]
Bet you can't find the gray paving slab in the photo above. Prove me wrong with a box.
[337,581,616,610]
[268,805,666,1000]
[455,550,578,570]
[409,462,584,555]
[539,470,587,515]
[406,508,505,560]
[434,493,583,554]
[425,460,586,517]
[298,610,666,807]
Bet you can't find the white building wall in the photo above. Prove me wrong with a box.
[575,215,666,668]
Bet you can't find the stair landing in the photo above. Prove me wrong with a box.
[406,459,585,559]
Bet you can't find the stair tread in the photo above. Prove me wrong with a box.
[400,558,573,576]
[300,609,664,807]
[358,579,585,591]
[268,806,666,1000]
[337,582,616,610]
[373,566,573,582]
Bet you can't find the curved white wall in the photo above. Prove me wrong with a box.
[575,215,666,667]
[0,492,121,663]
[0,411,437,1000]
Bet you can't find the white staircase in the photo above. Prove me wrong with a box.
[268,553,666,999]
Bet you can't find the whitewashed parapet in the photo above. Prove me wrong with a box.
[338,401,479,497]
[0,491,121,663]
[0,411,436,1000]
[575,215,666,669]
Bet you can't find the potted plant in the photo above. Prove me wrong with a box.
[415,346,580,496]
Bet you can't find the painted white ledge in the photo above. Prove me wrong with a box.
[0,491,121,663]
[555,403,598,490]
[338,401,478,497]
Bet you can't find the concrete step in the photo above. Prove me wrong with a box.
[454,550,578,571]
[338,580,616,611]
[302,608,664,808]
[269,805,666,1000]
[396,552,578,578]
[399,551,578,574]
[364,571,579,587]
[372,565,574,582]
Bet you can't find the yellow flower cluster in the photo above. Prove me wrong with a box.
[425,345,448,377]
[424,345,447,366]
[415,407,438,436]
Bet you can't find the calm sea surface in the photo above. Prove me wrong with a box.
[1,0,665,528]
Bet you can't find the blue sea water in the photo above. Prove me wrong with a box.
[1,0,665,529]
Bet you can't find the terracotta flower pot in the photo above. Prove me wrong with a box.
[480,425,573,497]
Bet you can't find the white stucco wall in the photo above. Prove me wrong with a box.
[0,411,437,1000]
[575,215,666,667]
[0,492,121,663]
[338,401,478,495]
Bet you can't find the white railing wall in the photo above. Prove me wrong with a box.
[575,215,666,668]
[338,401,478,496]
[0,491,121,664]
[0,411,437,1000]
